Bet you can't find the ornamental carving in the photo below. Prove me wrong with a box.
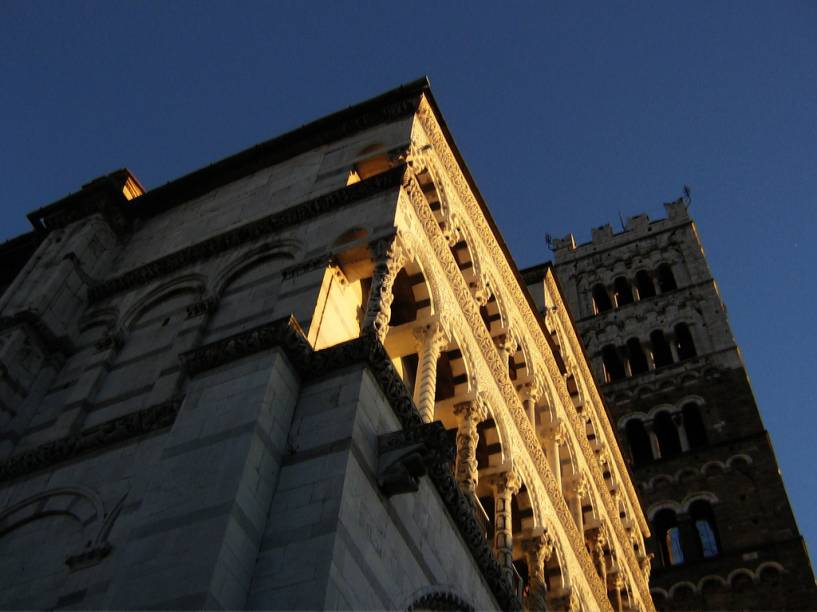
[0,398,182,483]
[414,99,652,607]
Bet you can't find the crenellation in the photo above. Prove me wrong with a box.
[543,190,817,609]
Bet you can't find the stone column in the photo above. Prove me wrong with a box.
[587,527,607,586]
[543,417,565,494]
[487,469,521,583]
[496,333,518,370]
[570,475,588,534]
[412,321,448,423]
[610,573,625,612]
[453,398,486,495]
[673,412,690,452]
[361,235,405,342]
[523,534,553,611]
[645,420,661,460]
[519,379,542,427]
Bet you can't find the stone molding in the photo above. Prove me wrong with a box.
[407,590,475,612]
[87,166,407,304]
[0,397,182,483]
[413,100,651,608]
[180,316,522,610]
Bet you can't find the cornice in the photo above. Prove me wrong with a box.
[87,167,406,303]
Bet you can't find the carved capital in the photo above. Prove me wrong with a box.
[473,285,492,307]
[485,467,521,497]
[412,320,449,357]
[453,396,487,423]
[494,333,518,357]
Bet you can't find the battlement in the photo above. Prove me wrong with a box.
[553,197,690,263]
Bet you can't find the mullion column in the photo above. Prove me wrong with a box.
[523,534,553,611]
[453,398,486,496]
[487,470,521,583]
[412,321,448,423]
[361,235,406,342]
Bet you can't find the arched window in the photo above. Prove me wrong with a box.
[635,270,656,299]
[656,263,677,292]
[689,500,720,559]
[674,323,697,360]
[682,403,708,449]
[602,345,626,382]
[613,277,634,307]
[592,284,613,314]
[625,420,653,466]
[653,411,681,458]
[650,330,673,368]
[626,338,649,375]
[653,509,684,567]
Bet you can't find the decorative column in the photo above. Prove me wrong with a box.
[496,333,518,368]
[519,379,542,427]
[644,420,661,460]
[638,552,654,582]
[587,527,607,586]
[486,469,521,583]
[543,417,566,494]
[610,573,625,612]
[673,412,690,452]
[412,321,448,423]
[361,235,406,342]
[569,475,588,534]
[453,397,487,496]
[523,534,553,611]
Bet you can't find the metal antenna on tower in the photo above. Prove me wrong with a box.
[683,184,692,205]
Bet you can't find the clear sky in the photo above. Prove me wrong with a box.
[2,1,815,561]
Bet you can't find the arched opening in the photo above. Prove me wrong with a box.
[653,509,684,567]
[479,292,504,338]
[626,338,649,375]
[389,270,420,326]
[635,270,656,299]
[674,323,697,360]
[602,345,626,382]
[592,284,613,314]
[656,263,677,292]
[625,420,653,466]
[650,330,674,368]
[379,261,433,396]
[653,411,681,458]
[682,403,708,449]
[689,500,720,559]
[613,277,634,307]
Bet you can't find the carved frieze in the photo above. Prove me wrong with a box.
[0,397,182,483]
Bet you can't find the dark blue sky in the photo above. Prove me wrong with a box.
[2,2,815,558]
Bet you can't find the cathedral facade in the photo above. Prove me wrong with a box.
[0,80,653,610]
[528,204,817,609]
